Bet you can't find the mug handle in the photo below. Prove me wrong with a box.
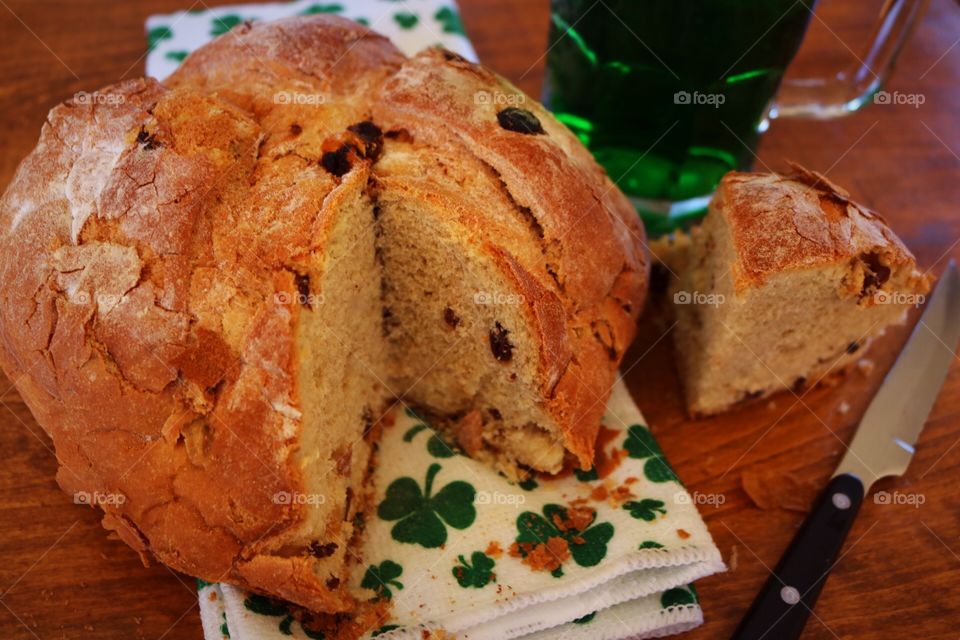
[771,0,929,120]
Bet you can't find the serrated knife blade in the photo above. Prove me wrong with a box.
[834,259,960,488]
[733,260,960,640]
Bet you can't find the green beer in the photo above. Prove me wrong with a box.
[545,0,814,233]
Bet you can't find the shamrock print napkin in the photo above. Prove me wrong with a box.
[195,379,724,640]
[145,3,724,638]
[144,0,477,81]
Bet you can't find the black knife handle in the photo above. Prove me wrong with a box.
[731,473,865,640]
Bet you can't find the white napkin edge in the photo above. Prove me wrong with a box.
[434,545,725,634]
[530,596,703,640]
[198,552,724,640]
[199,582,228,640]
[203,581,710,640]
[447,558,725,639]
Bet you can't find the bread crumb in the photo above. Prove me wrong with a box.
[741,468,778,510]
[742,468,817,512]
[837,400,851,414]
[485,541,502,558]
[590,485,608,501]
[552,506,595,532]
[608,485,635,507]
[729,545,739,572]
[677,529,690,540]
[857,358,875,376]
[509,537,570,573]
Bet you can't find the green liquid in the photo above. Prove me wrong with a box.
[545,0,814,233]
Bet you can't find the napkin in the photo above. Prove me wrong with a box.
[145,0,476,81]
[190,379,723,640]
[144,3,725,638]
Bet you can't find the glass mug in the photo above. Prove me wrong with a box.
[543,0,928,234]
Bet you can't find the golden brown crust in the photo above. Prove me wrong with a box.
[673,167,931,417]
[717,166,922,292]
[0,15,648,612]
[373,49,647,467]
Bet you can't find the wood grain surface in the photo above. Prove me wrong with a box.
[0,1,958,639]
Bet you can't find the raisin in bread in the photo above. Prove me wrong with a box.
[672,166,930,416]
[0,16,648,613]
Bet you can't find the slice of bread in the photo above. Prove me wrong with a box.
[0,16,647,613]
[671,166,930,416]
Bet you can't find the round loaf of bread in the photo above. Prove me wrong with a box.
[0,16,647,611]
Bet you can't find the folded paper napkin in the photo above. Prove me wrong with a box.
[144,0,476,81]
[192,379,723,640]
[145,3,724,638]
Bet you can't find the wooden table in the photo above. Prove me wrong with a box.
[0,1,957,638]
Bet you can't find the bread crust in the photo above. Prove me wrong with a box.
[716,165,924,292]
[0,15,648,612]
[672,167,930,417]
[374,49,647,466]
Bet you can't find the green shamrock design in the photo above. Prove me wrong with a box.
[299,3,344,14]
[573,611,596,624]
[147,26,172,51]
[574,465,599,482]
[378,463,476,548]
[661,585,699,608]
[210,15,245,37]
[243,594,324,638]
[403,423,427,441]
[372,625,401,637]
[393,11,420,30]
[404,406,426,420]
[453,551,496,588]
[427,433,458,458]
[638,540,665,550]
[518,476,538,491]
[434,7,466,35]
[403,422,459,458]
[515,504,614,577]
[624,425,679,483]
[361,560,404,601]
[623,498,667,522]
[165,50,189,63]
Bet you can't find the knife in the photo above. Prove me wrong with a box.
[731,260,960,640]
